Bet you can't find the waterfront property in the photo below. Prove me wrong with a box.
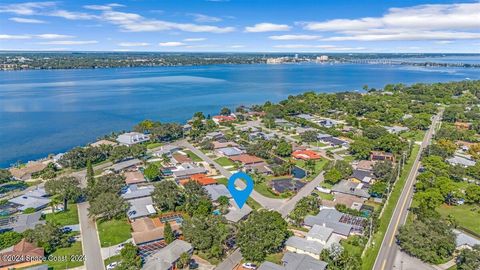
[117,132,150,146]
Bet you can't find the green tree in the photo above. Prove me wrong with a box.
[218,196,229,207]
[275,140,292,157]
[177,252,192,269]
[325,168,343,184]
[24,222,70,254]
[0,231,23,250]
[416,189,444,210]
[300,130,319,143]
[0,168,13,183]
[88,193,128,220]
[237,210,290,261]
[144,163,159,180]
[117,243,142,270]
[456,245,480,270]
[183,216,230,259]
[349,138,373,160]
[220,107,231,116]
[369,182,388,198]
[88,174,125,200]
[45,176,81,211]
[86,159,95,188]
[465,185,480,203]
[152,181,184,211]
[164,221,175,244]
[288,196,321,226]
[373,161,395,182]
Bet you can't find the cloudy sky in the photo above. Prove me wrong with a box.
[1,0,479,52]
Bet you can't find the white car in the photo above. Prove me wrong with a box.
[106,262,118,270]
[242,262,257,269]
[115,244,125,253]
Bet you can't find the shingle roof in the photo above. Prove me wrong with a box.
[111,159,142,172]
[306,225,334,243]
[217,147,244,156]
[282,252,328,270]
[304,209,353,236]
[332,180,370,198]
[453,229,480,248]
[0,212,45,233]
[258,262,285,270]
[225,199,252,223]
[127,196,156,220]
[204,184,231,201]
[143,240,193,270]
[121,184,154,200]
[286,236,324,255]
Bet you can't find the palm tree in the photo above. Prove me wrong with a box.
[49,195,62,213]
[161,154,171,166]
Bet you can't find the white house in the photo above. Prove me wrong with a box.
[117,132,150,146]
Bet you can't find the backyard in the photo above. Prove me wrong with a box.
[46,241,84,269]
[184,150,203,162]
[214,157,236,167]
[45,204,79,226]
[437,203,480,235]
[97,218,132,247]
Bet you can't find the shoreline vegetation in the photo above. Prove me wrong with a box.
[1,52,479,71]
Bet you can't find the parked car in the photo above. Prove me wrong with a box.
[115,243,125,253]
[106,262,118,270]
[242,262,257,269]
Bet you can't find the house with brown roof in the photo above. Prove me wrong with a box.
[229,154,264,165]
[131,217,181,245]
[355,160,375,171]
[124,170,146,185]
[455,121,472,130]
[9,162,48,180]
[179,174,217,186]
[212,141,239,149]
[370,151,395,162]
[171,153,192,164]
[292,150,321,160]
[0,239,44,269]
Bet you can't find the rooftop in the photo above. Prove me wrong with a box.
[204,184,231,201]
[332,180,371,198]
[0,212,45,233]
[143,240,193,270]
[127,196,156,220]
[121,184,154,200]
[306,225,334,243]
[124,170,146,185]
[282,252,328,270]
[111,158,142,172]
[286,236,324,255]
[230,154,264,165]
[292,150,321,160]
[225,199,252,223]
[217,147,244,156]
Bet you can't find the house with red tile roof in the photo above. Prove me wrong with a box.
[0,239,44,269]
[229,154,264,165]
[292,150,321,160]
[212,115,236,124]
[179,174,217,186]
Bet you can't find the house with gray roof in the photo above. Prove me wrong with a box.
[447,155,476,167]
[306,225,334,245]
[384,126,409,134]
[350,169,375,184]
[127,196,156,220]
[111,158,142,172]
[304,209,353,237]
[204,184,231,201]
[153,145,181,157]
[216,147,244,157]
[258,262,285,270]
[453,229,480,249]
[121,184,154,200]
[143,240,193,270]
[9,189,51,211]
[117,132,150,146]
[225,199,252,223]
[0,212,45,233]
[171,163,207,180]
[320,136,349,147]
[296,114,315,121]
[285,236,324,260]
[332,180,371,199]
[282,252,328,270]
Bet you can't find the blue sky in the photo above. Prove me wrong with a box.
[1,0,479,52]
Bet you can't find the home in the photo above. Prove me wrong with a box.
[455,140,475,152]
[331,180,371,199]
[275,119,294,128]
[212,141,239,149]
[318,119,338,128]
[121,184,154,200]
[306,224,335,246]
[9,188,51,211]
[350,169,375,184]
[285,236,324,260]
[204,184,232,201]
[292,150,321,160]
[127,196,156,220]
[453,229,480,250]
[225,199,252,223]
[212,115,236,124]
[216,147,244,157]
[316,133,332,140]
[320,136,349,147]
[131,217,179,245]
[304,209,366,237]
[183,124,192,132]
[249,131,276,141]
[455,121,472,130]
[179,174,217,186]
[230,154,264,165]
[171,153,192,164]
[384,126,409,134]
[258,252,328,270]
[9,162,48,181]
[333,193,366,211]
[124,170,146,185]
[153,145,181,157]
[171,163,207,180]
[0,212,45,233]
[296,114,315,121]
[143,240,193,270]
[446,155,476,167]
[205,131,224,140]
[370,151,395,162]
[117,132,150,146]
[270,179,306,194]
[245,162,273,175]
[111,158,143,173]
[355,160,375,171]
[0,239,44,269]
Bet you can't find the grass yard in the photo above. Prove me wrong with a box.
[97,218,132,247]
[216,178,228,186]
[45,205,79,226]
[362,145,420,270]
[47,241,84,269]
[437,203,480,235]
[255,181,292,199]
[184,150,203,162]
[104,254,122,267]
[146,142,163,149]
[315,191,334,201]
[247,197,262,210]
[400,130,426,142]
[214,157,235,167]
[265,252,284,264]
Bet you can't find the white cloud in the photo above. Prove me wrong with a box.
[269,34,321,40]
[49,10,97,20]
[9,17,46,23]
[0,34,31,39]
[301,2,480,42]
[36,34,74,39]
[435,40,454,44]
[189,13,222,23]
[37,40,98,45]
[118,42,150,47]
[159,42,186,47]
[273,44,366,51]
[183,38,206,42]
[230,45,245,48]
[245,23,291,32]
[83,4,125,11]
[0,1,55,15]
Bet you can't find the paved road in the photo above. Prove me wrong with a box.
[373,109,443,270]
[78,202,105,270]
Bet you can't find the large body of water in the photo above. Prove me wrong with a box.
[1,63,479,167]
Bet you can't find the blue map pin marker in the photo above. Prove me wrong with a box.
[227,172,254,209]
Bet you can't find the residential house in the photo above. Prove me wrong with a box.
[384,126,409,134]
[225,199,252,223]
[216,147,244,157]
[331,180,371,199]
[292,150,321,160]
[350,169,375,184]
[230,154,264,165]
[111,158,142,173]
[447,155,476,167]
[121,184,154,200]
[179,174,217,186]
[131,217,176,245]
[143,240,193,270]
[275,119,294,128]
[334,193,366,211]
[0,239,44,269]
[205,131,224,140]
[117,132,150,146]
[295,127,317,134]
[355,160,375,171]
[306,225,335,246]
[171,153,192,164]
[249,131,275,141]
[9,188,51,211]
[304,209,366,237]
[296,114,315,121]
[453,229,480,250]
[90,139,117,147]
[9,162,47,181]
[212,115,236,124]
[127,196,157,220]
[245,162,273,175]
[171,163,207,180]
[317,133,332,140]
[0,212,45,233]
[285,236,324,260]
[153,145,181,157]
[318,119,338,128]
[258,252,328,270]
[212,141,239,149]
[124,170,146,185]
[204,184,232,201]
[270,179,306,194]
[320,136,349,147]
[370,151,395,162]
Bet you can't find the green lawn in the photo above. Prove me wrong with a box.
[45,205,79,226]
[184,150,203,162]
[214,157,235,167]
[104,254,122,267]
[97,218,132,247]
[400,130,426,142]
[362,145,420,270]
[255,181,292,199]
[47,241,84,269]
[437,203,480,235]
[146,142,163,149]
[216,177,262,209]
[265,252,284,264]
[315,191,334,201]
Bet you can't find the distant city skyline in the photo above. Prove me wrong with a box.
[1,0,479,53]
